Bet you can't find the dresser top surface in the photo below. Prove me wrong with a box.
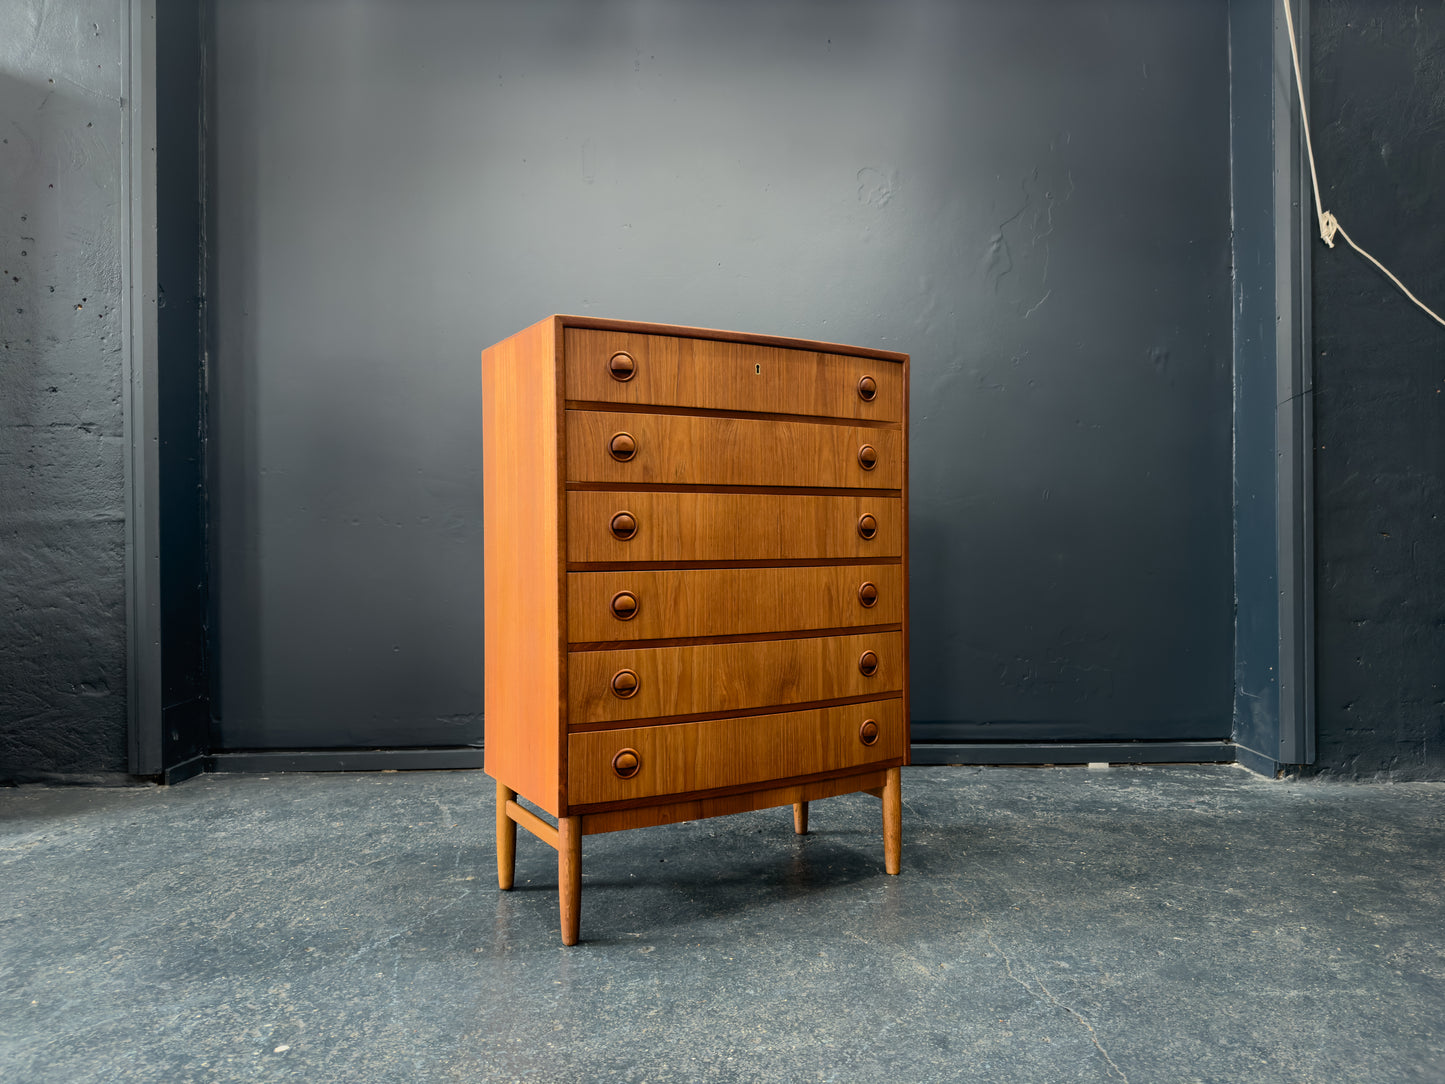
[541,314,909,365]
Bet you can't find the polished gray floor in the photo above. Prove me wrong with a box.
[1,765,1441,1082]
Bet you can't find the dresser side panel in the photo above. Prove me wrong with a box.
[483,317,562,816]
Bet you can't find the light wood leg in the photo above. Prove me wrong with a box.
[496,781,517,890]
[793,801,809,835]
[882,767,901,875]
[558,815,582,946]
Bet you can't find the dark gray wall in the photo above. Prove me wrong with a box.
[0,1,129,782]
[1229,0,1285,760]
[1228,0,1316,772]
[1310,0,1445,780]
[209,0,1235,751]
[156,0,212,769]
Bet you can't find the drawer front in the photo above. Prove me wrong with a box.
[564,329,904,422]
[568,564,903,643]
[565,410,902,489]
[567,492,902,563]
[568,699,905,806]
[569,631,903,724]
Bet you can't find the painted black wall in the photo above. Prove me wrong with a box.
[1229,0,1287,763]
[0,1,130,783]
[156,0,212,770]
[1310,0,1445,779]
[207,0,1235,753]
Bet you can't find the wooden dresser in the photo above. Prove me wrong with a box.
[482,315,909,944]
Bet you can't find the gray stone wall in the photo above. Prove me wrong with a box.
[1311,0,1445,779]
[1,1,129,780]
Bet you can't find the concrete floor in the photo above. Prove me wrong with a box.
[0,765,1441,1083]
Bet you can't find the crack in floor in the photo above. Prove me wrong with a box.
[966,893,1129,1084]
[1033,975,1130,1084]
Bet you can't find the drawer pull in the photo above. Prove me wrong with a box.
[858,650,879,677]
[857,513,878,540]
[859,719,880,746]
[609,432,637,461]
[610,511,638,540]
[858,444,878,471]
[608,351,636,381]
[857,375,877,402]
[610,669,639,698]
[858,581,878,607]
[612,748,642,778]
[610,591,639,620]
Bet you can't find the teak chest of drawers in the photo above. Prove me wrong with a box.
[482,315,909,944]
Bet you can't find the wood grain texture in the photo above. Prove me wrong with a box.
[567,492,902,563]
[558,816,581,945]
[793,802,809,834]
[482,315,562,816]
[496,781,517,890]
[569,631,903,724]
[564,328,904,421]
[484,316,909,940]
[580,768,891,835]
[567,699,905,805]
[565,410,902,488]
[883,766,902,874]
[900,355,911,765]
[556,315,909,364]
[567,564,904,643]
[506,800,560,850]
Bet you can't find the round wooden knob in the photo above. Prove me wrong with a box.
[610,591,639,620]
[610,669,639,698]
[858,581,878,607]
[857,375,877,401]
[858,650,879,677]
[857,513,878,540]
[859,719,880,746]
[609,351,636,381]
[609,432,636,461]
[858,444,878,471]
[610,511,637,540]
[612,748,641,778]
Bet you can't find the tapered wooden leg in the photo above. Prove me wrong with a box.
[496,781,517,890]
[558,815,582,946]
[793,801,809,835]
[882,767,901,875]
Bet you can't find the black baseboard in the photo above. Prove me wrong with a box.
[0,771,153,787]
[161,755,209,786]
[1233,744,1283,778]
[204,748,486,775]
[909,741,1235,766]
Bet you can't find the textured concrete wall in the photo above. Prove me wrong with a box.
[1311,1,1445,779]
[0,1,129,780]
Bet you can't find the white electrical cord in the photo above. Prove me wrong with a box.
[1281,0,1445,329]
